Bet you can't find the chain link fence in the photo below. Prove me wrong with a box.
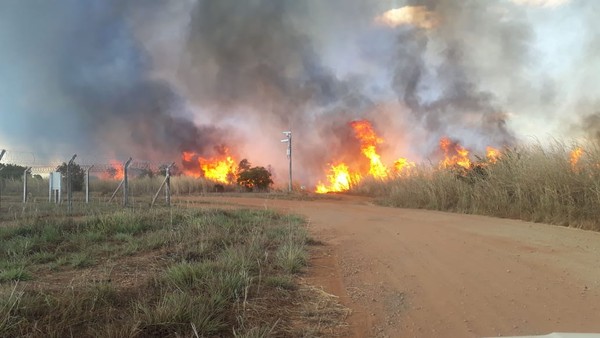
[0,149,219,220]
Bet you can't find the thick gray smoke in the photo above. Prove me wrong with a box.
[0,0,231,161]
[0,0,596,185]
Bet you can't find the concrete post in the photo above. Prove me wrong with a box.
[67,154,77,213]
[85,165,93,204]
[123,158,133,207]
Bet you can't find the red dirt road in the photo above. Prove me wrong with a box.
[196,196,600,337]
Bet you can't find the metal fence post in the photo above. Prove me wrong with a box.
[123,158,132,207]
[49,172,53,202]
[86,165,93,204]
[165,163,173,206]
[0,167,3,211]
[0,150,5,210]
[22,167,31,204]
[67,154,77,213]
[151,163,174,208]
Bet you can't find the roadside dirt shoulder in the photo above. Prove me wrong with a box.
[187,196,600,337]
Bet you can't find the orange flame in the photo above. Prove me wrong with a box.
[350,120,388,179]
[100,160,124,180]
[316,120,394,193]
[570,147,583,171]
[486,147,501,164]
[393,158,416,175]
[440,137,471,169]
[182,148,238,184]
[315,163,361,194]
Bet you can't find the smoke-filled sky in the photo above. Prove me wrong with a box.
[0,0,598,184]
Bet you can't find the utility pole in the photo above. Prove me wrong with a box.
[281,131,292,192]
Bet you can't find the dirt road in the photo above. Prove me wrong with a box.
[195,195,600,337]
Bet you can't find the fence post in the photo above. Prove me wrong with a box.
[67,154,77,213]
[165,163,173,207]
[49,172,52,202]
[86,165,93,204]
[0,150,5,210]
[150,163,174,208]
[22,167,31,204]
[123,158,133,207]
[0,167,3,210]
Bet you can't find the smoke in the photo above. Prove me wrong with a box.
[0,0,229,161]
[0,0,597,185]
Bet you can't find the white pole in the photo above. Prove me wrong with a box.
[86,165,93,204]
[281,131,292,192]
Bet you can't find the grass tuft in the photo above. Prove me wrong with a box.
[0,267,31,283]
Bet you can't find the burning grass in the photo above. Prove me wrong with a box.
[0,207,334,337]
[354,141,600,231]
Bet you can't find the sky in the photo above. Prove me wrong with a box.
[0,0,598,184]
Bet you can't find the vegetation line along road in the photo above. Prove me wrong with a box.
[355,142,600,231]
[0,207,323,337]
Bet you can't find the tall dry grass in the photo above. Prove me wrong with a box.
[354,141,600,231]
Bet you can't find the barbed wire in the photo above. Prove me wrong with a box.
[1,149,177,175]
[0,150,41,166]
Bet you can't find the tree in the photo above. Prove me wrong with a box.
[238,159,251,172]
[56,162,85,191]
[0,163,28,180]
[237,166,273,191]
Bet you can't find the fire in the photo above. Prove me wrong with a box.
[374,6,440,29]
[570,147,583,171]
[440,137,471,169]
[316,120,393,193]
[316,163,360,194]
[350,120,388,179]
[486,147,501,163]
[182,148,238,184]
[100,160,124,180]
[394,158,416,174]
[314,119,509,194]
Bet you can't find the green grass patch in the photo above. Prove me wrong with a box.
[0,207,310,337]
[0,267,31,282]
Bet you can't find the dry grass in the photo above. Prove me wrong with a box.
[354,141,600,231]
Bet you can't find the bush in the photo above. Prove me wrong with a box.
[237,166,273,191]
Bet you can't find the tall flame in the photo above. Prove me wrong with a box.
[350,120,388,179]
[486,147,501,164]
[570,147,583,171]
[315,163,360,194]
[440,137,471,169]
[394,158,416,175]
